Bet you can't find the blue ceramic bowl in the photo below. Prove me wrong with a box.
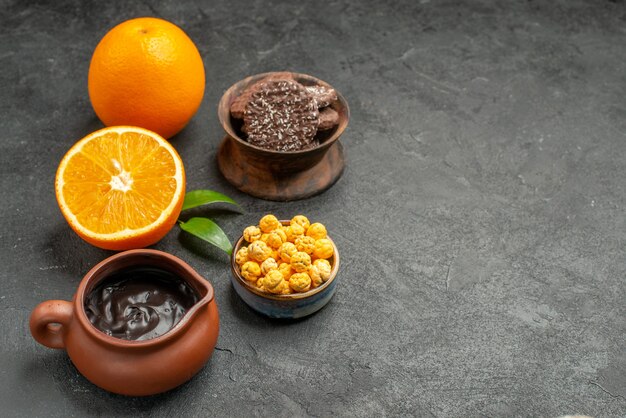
[230,222,340,319]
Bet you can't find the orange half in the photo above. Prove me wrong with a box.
[55,126,186,250]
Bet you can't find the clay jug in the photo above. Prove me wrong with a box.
[29,249,219,396]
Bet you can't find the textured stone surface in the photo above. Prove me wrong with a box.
[1,0,626,416]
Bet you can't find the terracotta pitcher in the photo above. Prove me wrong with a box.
[29,249,219,396]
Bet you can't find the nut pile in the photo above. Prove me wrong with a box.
[230,72,340,152]
[235,214,334,294]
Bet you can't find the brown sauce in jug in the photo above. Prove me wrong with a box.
[84,267,199,341]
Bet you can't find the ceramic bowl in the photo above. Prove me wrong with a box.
[217,72,350,201]
[230,221,340,319]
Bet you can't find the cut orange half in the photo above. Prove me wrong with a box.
[55,126,186,250]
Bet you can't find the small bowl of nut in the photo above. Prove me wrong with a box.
[230,214,340,319]
[217,71,350,201]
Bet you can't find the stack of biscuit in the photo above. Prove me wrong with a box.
[230,72,340,151]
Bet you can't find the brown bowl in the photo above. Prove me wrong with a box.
[217,72,350,201]
[229,221,340,318]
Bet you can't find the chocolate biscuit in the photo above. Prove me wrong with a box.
[243,79,319,152]
[305,85,337,108]
[318,107,339,131]
[230,72,295,119]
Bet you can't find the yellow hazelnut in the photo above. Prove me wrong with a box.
[290,215,310,231]
[235,247,249,265]
[278,263,294,280]
[313,238,334,260]
[289,272,311,293]
[284,223,305,242]
[290,251,311,273]
[259,214,280,233]
[241,261,261,281]
[281,283,293,295]
[266,231,285,249]
[274,280,292,295]
[248,240,272,263]
[295,235,316,255]
[309,265,323,288]
[278,242,297,263]
[262,270,284,292]
[243,225,262,242]
[306,223,327,240]
[313,259,332,282]
[274,227,287,243]
[261,257,279,275]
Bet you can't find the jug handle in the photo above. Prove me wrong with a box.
[29,300,73,349]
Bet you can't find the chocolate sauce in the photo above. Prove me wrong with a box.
[84,267,199,341]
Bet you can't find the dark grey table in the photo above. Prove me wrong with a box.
[2,1,625,416]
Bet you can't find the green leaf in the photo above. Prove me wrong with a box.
[182,190,241,212]
[179,217,233,255]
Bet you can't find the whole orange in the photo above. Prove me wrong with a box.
[88,17,205,139]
